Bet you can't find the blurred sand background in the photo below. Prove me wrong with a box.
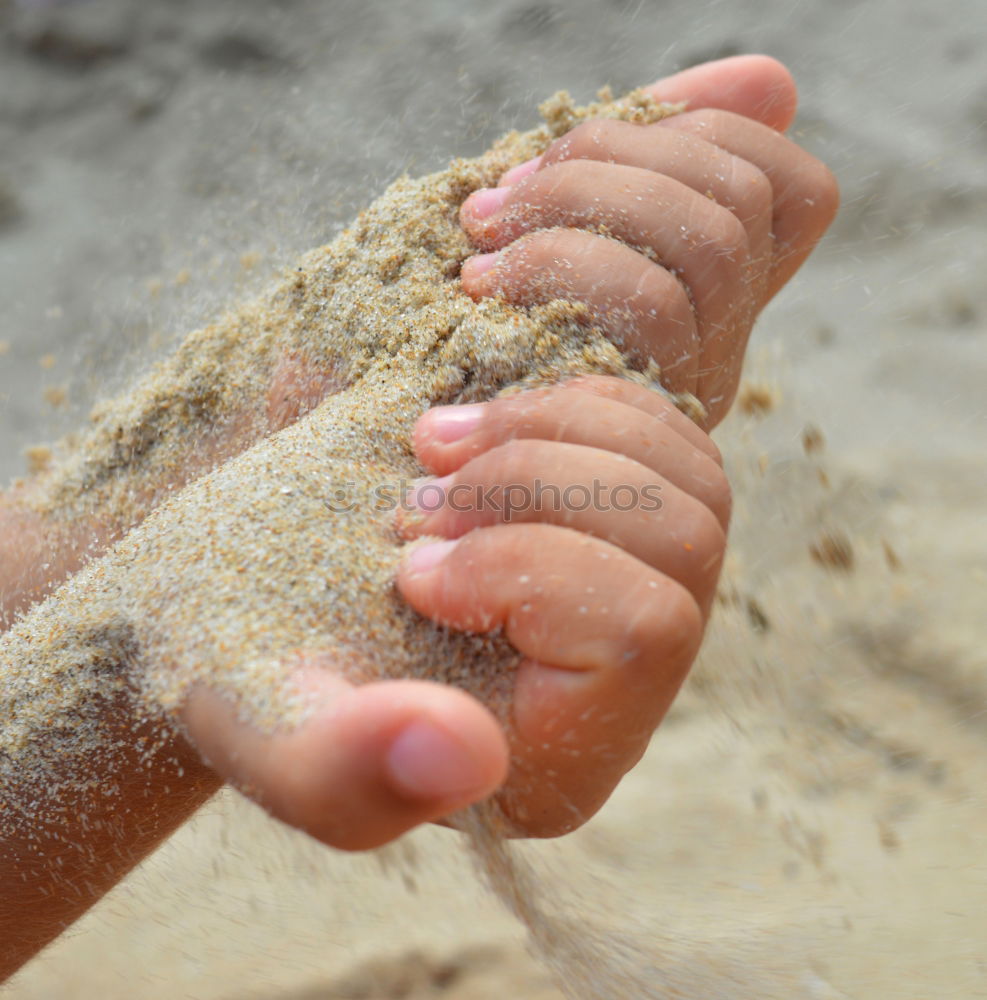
[1,0,985,997]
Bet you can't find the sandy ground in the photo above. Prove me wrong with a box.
[1,0,986,997]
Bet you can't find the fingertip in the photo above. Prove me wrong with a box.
[460,186,511,225]
[741,54,798,131]
[385,694,509,805]
[419,403,487,445]
[401,537,459,578]
[396,536,486,632]
[646,53,798,132]
[326,680,508,839]
[460,251,502,298]
[498,155,543,187]
[411,404,490,479]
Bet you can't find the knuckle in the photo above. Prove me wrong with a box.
[477,437,539,483]
[558,118,625,160]
[813,162,841,222]
[697,459,732,528]
[625,581,702,670]
[633,261,697,336]
[716,208,751,260]
[694,455,733,528]
[688,500,728,564]
[511,225,586,262]
[458,522,531,578]
[530,158,590,201]
[730,160,774,223]
[265,765,340,844]
[698,431,724,468]
[436,532,489,611]
[500,228,596,299]
[697,107,737,134]
[676,106,735,139]
[712,462,732,507]
[565,372,622,396]
[691,208,750,294]
[561,372,634,407]
[487,386,554,433]
[784,157,840,227]
[694,210,751,295]
[326,830,373,852]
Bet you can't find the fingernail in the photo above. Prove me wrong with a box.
[403,537,457,575]
[464,186,510,220]
[423,403,485,443]
[461,252,501,282]
[406,475,451,515]
[387,720,491,800]
[499,155,542,187]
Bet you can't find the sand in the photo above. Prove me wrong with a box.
[2,83,732,998]
[2,1,986,998]
[0,87,678,777]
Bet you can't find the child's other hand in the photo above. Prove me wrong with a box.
[181,57,822,852]
[460,54,838,429]
[186,377,725,846]
[395,377,728,835]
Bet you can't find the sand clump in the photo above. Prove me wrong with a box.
[0,88,795,998]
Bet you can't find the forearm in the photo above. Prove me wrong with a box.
[0,699,219,982]
[0,296,308,978]
[0,490,220,979]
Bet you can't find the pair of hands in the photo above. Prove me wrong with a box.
[175,56,839,850]
[0,54,838,982]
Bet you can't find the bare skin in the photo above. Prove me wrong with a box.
[460,66,837,425]
[0,55,837,980]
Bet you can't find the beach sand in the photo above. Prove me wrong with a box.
[2,0,985,997]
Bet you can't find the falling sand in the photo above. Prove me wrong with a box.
[0,89,803,998]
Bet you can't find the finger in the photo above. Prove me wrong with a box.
[413,376,722,474]
[399,439,726,615]
[181,666,508,851]
[497,52,796,191]
[411,385,730,529]
[461,160,753,420]
[643,54,798,132]
[397,524,703,834]
[533,119,774,276]
[658,109,840,299]
[560,375,722,463]
[461,228,700,395]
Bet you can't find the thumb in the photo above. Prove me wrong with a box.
[645,54,798,132]
[181,662,509,851]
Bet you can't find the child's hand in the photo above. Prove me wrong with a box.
[459,54,838,428]
[395,376,728,834]
[187,56,822,852]
[0,56,815,979]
